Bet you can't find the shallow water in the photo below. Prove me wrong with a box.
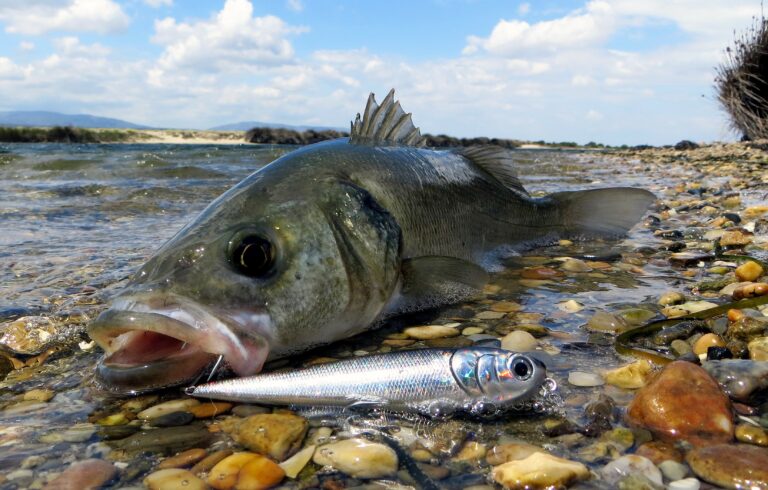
[1,142,759,488]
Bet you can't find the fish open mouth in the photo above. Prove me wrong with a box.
[88,295,271,393]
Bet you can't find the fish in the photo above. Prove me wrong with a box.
[88,89,655,392]
[186,347,549,418]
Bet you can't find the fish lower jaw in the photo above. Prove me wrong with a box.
[89,304,271,392]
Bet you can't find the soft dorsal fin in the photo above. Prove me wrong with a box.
[458,146,529,198]
[350,89,426,147]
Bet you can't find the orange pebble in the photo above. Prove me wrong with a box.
[693,333,726,356]
[235,455,285,490]
[188,402,233,419]
[208,452,260,490]
[728,309,745,322]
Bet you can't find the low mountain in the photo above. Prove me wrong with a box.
[0,111,152,129]
[210,120,345,132]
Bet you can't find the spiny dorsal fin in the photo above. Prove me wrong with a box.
[459,146,529,198]
[350,89,426,147]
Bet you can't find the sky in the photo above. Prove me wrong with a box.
[0,0,764,145]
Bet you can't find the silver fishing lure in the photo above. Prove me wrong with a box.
[187,347,552,417]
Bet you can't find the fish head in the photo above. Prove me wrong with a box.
[89,149,402,392]
[452,347,548,408]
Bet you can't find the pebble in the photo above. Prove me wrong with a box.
[109,424,213,455]
[500,330,538,352]
[485,443,546,466]
[670,339,692,356]
[475,310,507,320]
[190,449,233,475]
[732,282,768,299]
[560,258,591,272]
[402,325,459,340]
[221,413,308,461]
[719,228,754,247]
[22,388,54,402]
[137,399,200,420]
[600,455,663,486]
[236,453,286,490]
[568,371,604,387]
[278,444,315,478]
[667,478,701,490]
[43,459,117,490]
[586,311,630,333]
[693,333,726,356]
[40,423,96,443]
[658,459,689,481]
[207,452,273,490]
[453,441,486,462]
[157,448,208,469]
[149,411,194,427]
[520,266,564,280]
[635,441,683,464]
[736,261,764,282]
[686,443,768,489]
[188,402,232,419]
[490,301,522,313]
[313,438,398,479]
[461,326,485,336]
[735,424,768,446]
[659,291,686,306]
[557,300,583,313]
[492,452,589,489]
[144,469,207,490]
[602,359,653,389]
[662,301,719,318]
[702,359,768,401]
[627,361,733,446]
[0,316,57,355]
[749,337,768,360]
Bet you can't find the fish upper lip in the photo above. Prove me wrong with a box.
[88,293,271,377]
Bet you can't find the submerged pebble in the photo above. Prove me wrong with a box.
[492,452,589,489]
[44,459,117,490]
[313,438,398,479]
[221,413,308,461]
[686,443,768,489]
[500,330,538,352]
[403,325,459,340]
[144,469,207,490]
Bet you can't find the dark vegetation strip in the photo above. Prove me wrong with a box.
[0,126,132,143]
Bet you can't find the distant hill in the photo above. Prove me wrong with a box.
[0,111,152,129]
[210,120,345,132]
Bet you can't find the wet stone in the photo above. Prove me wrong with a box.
[735,424,768,446]
[144,468,207,490]
[520,266,564,280]
[221,412,308,461]
[313,438,398,479]
[586,311,630,334]
[736,261,764,282]
[669,251,713,267]
[687,443,768,489]
[568,371,604,387]
[157,448,208,469]
[749,337,768,361]
[693,333,726,356]
[138,399,200,420]
[485,443,546,466]
[659,460,689,481]
[603,359,653,389]
[635,441,683,464]
[702,360,768,401]
[403,325,459,340]
[707,346,733,360]
[500,330,537,352]
[44,459,117,490]
[149,411,194,428]
[600,455,662,487]
[278,444,315,478]
[719,228,754,247]
[627,361,733,446]
[425,336,472,348]
[109,424,213,455]
[492,452,589,489]
[0,316,57,355]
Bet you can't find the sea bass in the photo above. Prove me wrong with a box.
[187,347,549,417]
[88,90,655,392]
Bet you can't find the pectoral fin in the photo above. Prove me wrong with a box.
[395,256,489,313]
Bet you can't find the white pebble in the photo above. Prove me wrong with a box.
[567,371,605,387]
[557,300,584,313]
[658,460,688,481]
[667,477,701,490]
[501,331,538,352]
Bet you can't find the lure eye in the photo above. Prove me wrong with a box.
[512,358,532,380]
[229,235,275,278]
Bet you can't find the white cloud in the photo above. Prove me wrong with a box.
[151,0,306,76]
[144,0,172,7]
[19,41,34,51]
[286,0,303,12]
[0,0,129,35]
[53,37,110,57]
[0,57,28,80]
[464,1,613,56]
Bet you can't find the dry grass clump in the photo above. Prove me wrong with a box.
[716,16,768,140]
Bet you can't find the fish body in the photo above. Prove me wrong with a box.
[187,347,547,417]
[88,90,655,392]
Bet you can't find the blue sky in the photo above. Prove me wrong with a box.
[0,0,763,145]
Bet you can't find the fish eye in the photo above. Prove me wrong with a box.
[512,358,532,380]
[229,234,275,278]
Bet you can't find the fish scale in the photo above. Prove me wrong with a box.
[188,347,548,416]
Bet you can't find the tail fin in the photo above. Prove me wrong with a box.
[545,188,655,238]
